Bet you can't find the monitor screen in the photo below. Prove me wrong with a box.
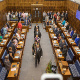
[76,10,80,21]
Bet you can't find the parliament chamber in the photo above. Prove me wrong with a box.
[0,0,80,80]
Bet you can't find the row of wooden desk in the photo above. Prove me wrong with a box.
[7,27,28,80]
[57,22,80,61]
[47,27,71,80]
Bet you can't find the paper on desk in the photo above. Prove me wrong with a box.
[16,51,20,54]
[1,43,4,45]
[58,54,62,57]
[71,42,74,43]
[20,42,23,44]
[77,52,80,54]
[54,36,57,38]
[15,56,19,58]
[11,68,16,71]
[3,40,6,42]
[57,49,60,52]
[76,49,80,51]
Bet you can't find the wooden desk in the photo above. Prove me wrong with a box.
[0,39,8,47]
[46,26,51,32]
[8,27,15,32]
[55,49,64,62]
[4,32,12,39]
[50,34,57,40]
[63,31,71,38]
[7,62,20,80]
[20,34,26,41]
[17,40,24,50]
[0,47,4,58]
[52,40,59,53]
[13,50,23,62]
[22,25,29,32]
[67,38,76,47]
[72,46,80,59]
[21,29,27,34]
[58,61,71,80]
[11,23,17,27]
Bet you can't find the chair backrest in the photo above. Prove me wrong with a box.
[7,40,12,48]
[1,50,7,63]
[68,48,74,60]
[0,63,2,72]
[1,28,4,35]
[75,60,80,74]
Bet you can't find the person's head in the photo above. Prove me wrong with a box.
[74,30,76,33]
[36,24,38,26]
[62,40,65,43]
[23,12,24,13]
[62,18,64,21]
[19,21,21,23]
[37,44,39,48]
[36,35,38,38]
[8,47,12,51]
[35,40,37,44]
[12,41,15,45]
[67,22,69,25]
[63,45,66,48]
[66,11,67,13]
[71,28,73,31]
[55,25,57,28]
[63,11,64,13]
[5,56,9,60]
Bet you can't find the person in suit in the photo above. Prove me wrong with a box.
[56,28,61,37]
[34,24,39,33]
[8,47,14,63]
[68,26,71,33]
[4,55,11,72]
[66,22,69,30]
[54,12,57,24]
[34,29,41,38]
[62,45,68,60]
[59,40,66,51]
[62,11,65,17]
[70,28,74,37]
[65,11,68,21]
[10,41,16,54]
[6,21,10,28]
[35,44,42,67]
[46,19,49,26]
[24,18,29,25]
[53,25,58,34]
[75,34,80,46]
[18,11,21,21]
[61,13,64,20]
[72,30,77,40]
[3,25,8,36]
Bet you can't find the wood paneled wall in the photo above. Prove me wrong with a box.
[6,0,66,12]
[0,0,7,29]
[66,0,80,34]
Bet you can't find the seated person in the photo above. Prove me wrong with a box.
[0,33,2,42]
[62,45,68,60]
[66,22,69,30]
[17,21,22,31]
[72,30,77,40]
[59,39,66,51]
[57,35,62,43]
[16,30,21,41]
[70,28,74,37]
[75,34,80,46]
[34,35,40,43]
[10,41,16,54]
[56,28,61,37]
[53,25,58,34]
[61,18,66,26]
[8,47,14,63]
[68,26,71,33]
[12,36,18,46]
[4,55,11,72]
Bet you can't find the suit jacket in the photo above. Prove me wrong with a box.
[54,28,58,34]
[18,13,21,18]
[10,43,16,54]
[72,33,77,40]
[4,59,11,71]
[34,31,41,38]
[34,26,39,33]
[56,30,61,37]
[75,37,80,46]
[66,25,69,30]
[62,47,67,58]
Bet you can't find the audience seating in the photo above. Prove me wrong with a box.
[66,48,75,63]
[69,60,80,79]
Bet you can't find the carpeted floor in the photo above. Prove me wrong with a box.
[19,23,56,80]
